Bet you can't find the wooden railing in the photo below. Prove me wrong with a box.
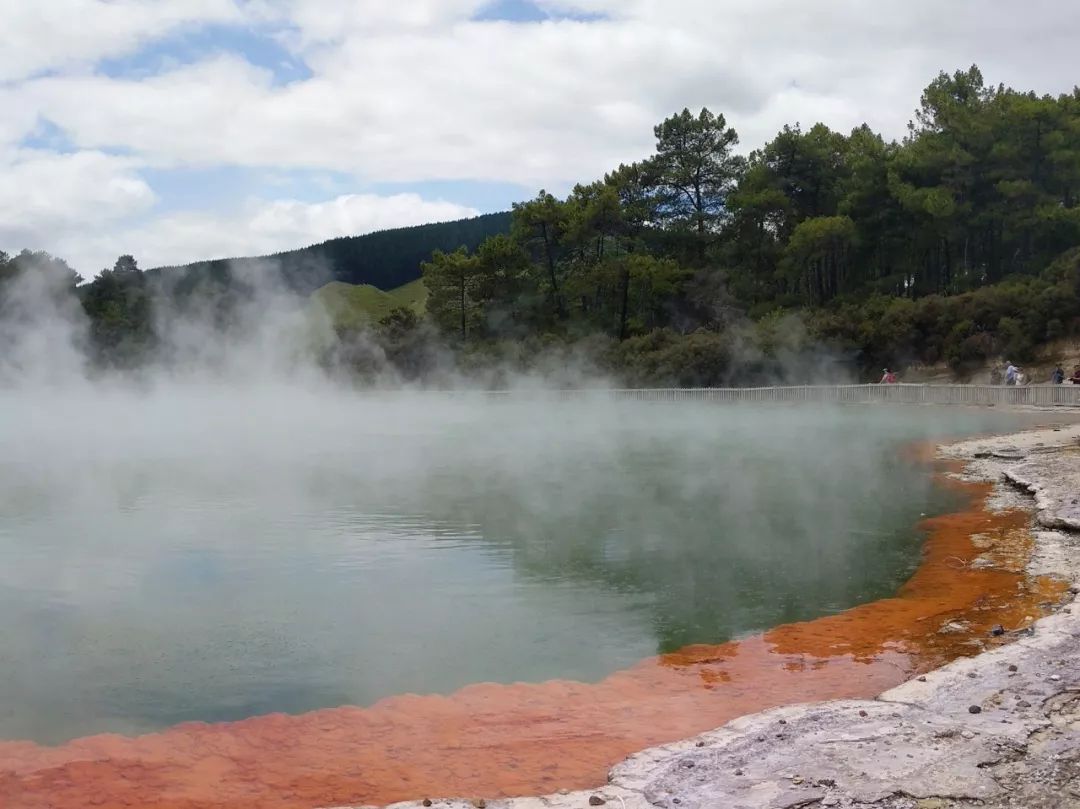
[477,384,1080,407]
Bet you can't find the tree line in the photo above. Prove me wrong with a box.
[3,66,1079,384]
[418,66,1080,382]
[156,212,511,295]
[0,215,513,376]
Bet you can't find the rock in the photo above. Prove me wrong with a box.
[961,730,976,740]
[991,624,1007,636]
[588,796,606,806]
[734,769,743,776]
[918,676,928,682]
[1008,664,1019,672]
[917,800,949,809]
[473,800,486,809]
[968,705,983,714]
[858,710,868,717]
[422,801,432,808]
[822,798,839,807]
[1018,700,1032,709]
[1050,674,1063,682]
[694,741,705,748]
[940,620,971,634]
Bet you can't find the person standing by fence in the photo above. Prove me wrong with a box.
[1005,362,1020,386]
[1052,366,1065,384]
[880,368,898,384]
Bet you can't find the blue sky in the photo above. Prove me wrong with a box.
[2,0,1076,275]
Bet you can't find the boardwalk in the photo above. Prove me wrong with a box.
[480,384,1080,407]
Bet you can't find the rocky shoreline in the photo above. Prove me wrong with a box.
[339,422,1080,809]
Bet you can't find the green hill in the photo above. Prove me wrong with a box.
[149,212,511,297]
[312,279,429,329]
[387,279,428,312]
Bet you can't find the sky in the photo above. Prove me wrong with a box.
[1,0,1078,277]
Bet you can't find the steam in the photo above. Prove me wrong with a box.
[0,256,989,748]
[0,253,88,385]
[147,258,338,384]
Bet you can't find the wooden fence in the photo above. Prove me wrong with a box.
[477,384,1080,407]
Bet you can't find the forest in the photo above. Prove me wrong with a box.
[2,66,1079,385]
[415,66,1080,384]
[153,212,511,294]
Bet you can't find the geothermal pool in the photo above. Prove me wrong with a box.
[0,392,1038,746]
[0,390,1066,809]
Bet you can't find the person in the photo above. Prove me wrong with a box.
[1052,366,1065,385]
[1070,365,1080,385]
[880,368,898,384]
[1005,361,1020,386]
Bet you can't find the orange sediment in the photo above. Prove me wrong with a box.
[0,451,1068,809]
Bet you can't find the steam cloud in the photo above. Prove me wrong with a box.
[0,256,949,749]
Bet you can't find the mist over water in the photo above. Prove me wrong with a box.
[0,384,1035,746]
[0,256,1047,745]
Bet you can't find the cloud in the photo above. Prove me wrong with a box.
[242,193,479,250]
[248,0,490,42]
[27,192,478,275]
[20,28,670,185]
[4,0,1080,271]
[0,0,240,82]
[0,149,156,256]
[16,1,1080,185]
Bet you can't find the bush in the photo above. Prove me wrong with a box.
[996,316,1035,363]
[610,329,733,387]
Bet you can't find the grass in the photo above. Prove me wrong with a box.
[310,279,429,329]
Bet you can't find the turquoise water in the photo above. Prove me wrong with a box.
[0,393,1038,744]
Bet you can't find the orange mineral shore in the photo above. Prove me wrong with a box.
[0,453,1066,809]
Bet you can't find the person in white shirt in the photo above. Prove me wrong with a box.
[1005,362,1020,386]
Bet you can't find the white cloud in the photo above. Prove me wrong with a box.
[4,0,1080,271]
[249,0,489,43]
[35,192,479,274]
[0,0,240,82]
[243,193,478,250]
[14,0,1080,187]
[0,150,156,259]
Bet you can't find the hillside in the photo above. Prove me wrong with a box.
[17,67,1080,385]
[312,279,428,329]
[148,212,511,296]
